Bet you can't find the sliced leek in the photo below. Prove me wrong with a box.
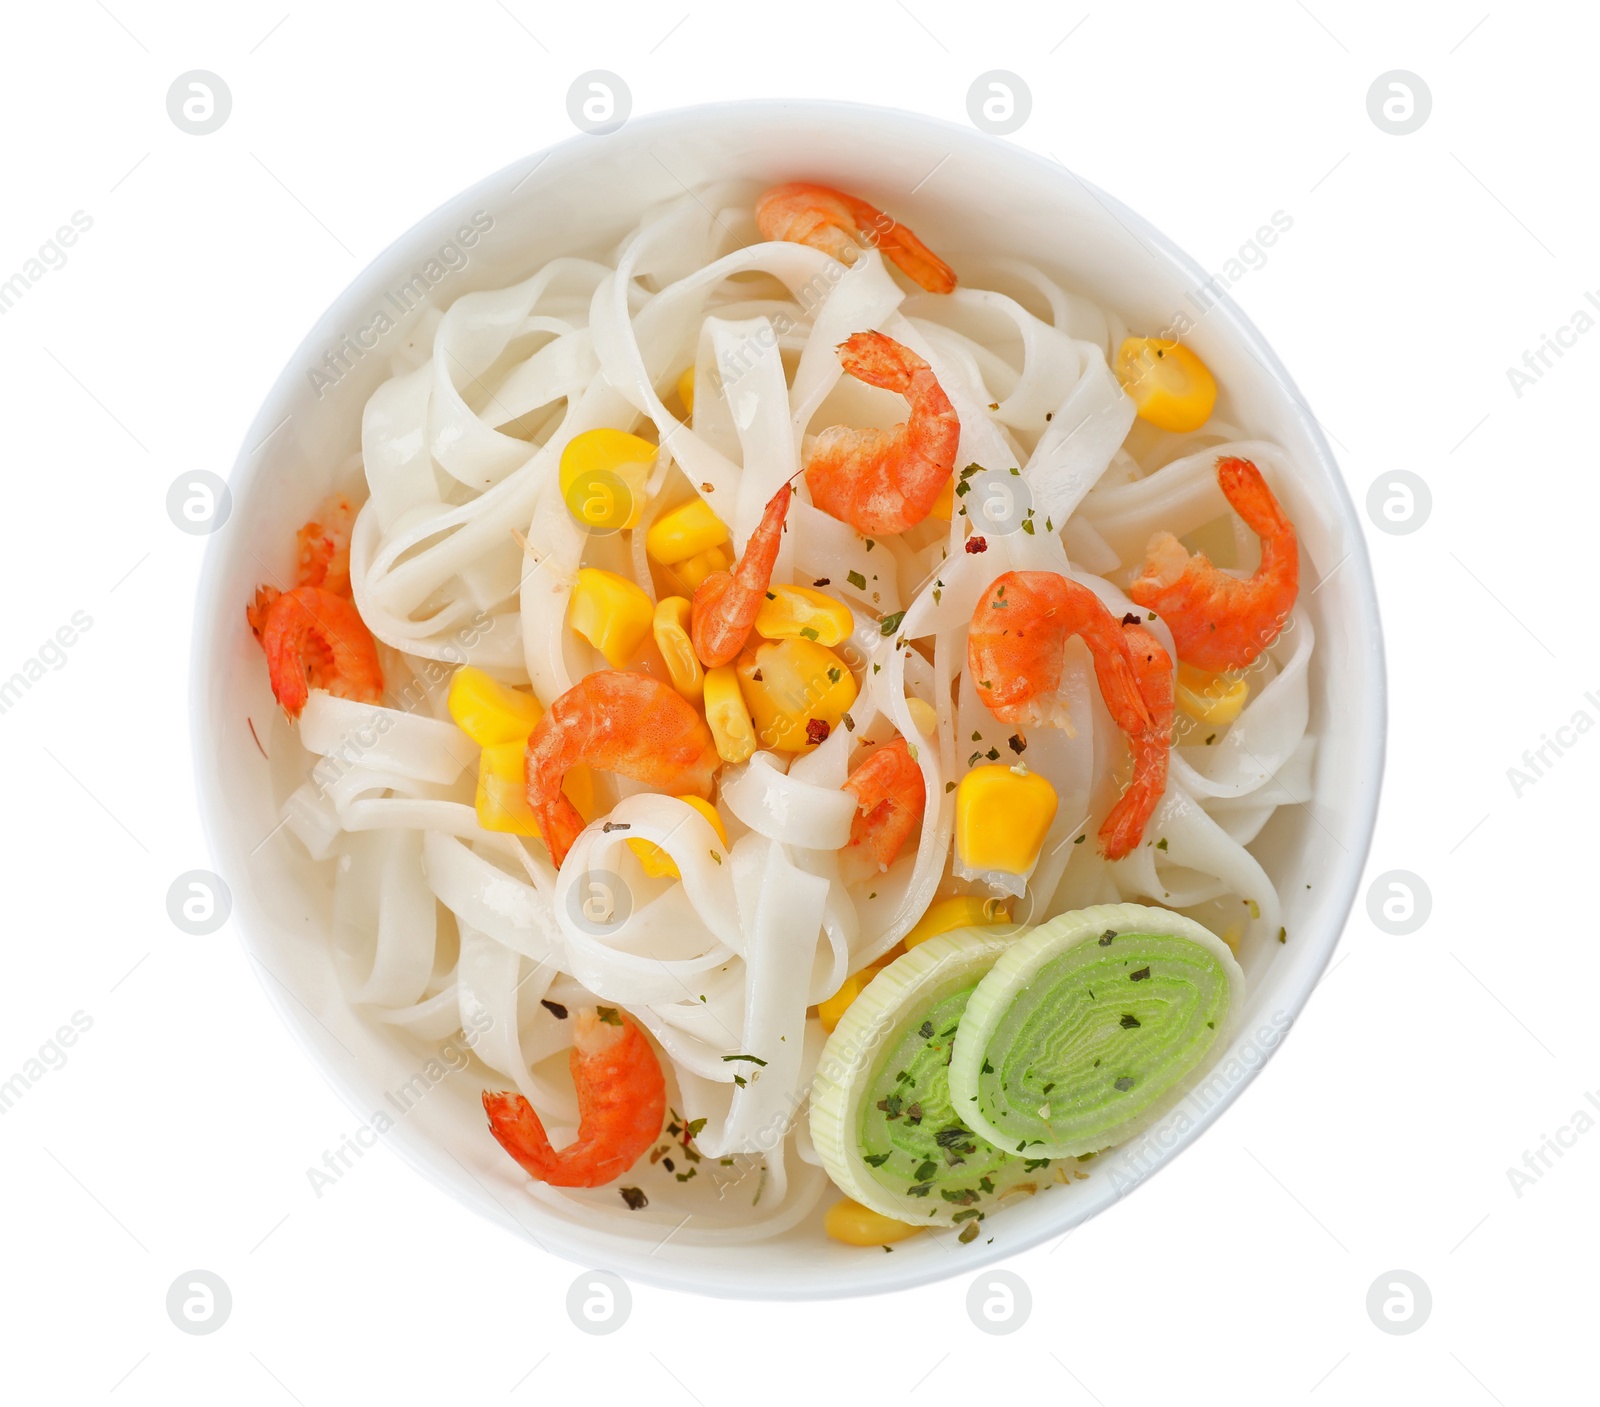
[809,928,1041,1227]
[949,903,1244,1159]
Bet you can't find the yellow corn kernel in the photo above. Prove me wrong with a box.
[652,596,704,703]
[824,1197,923,1246]
[704,665,757,764]
[1176,662,1250,726]
[904,895,1012,949]
[671,544,730,592]
[754,585,854,647]
[676,365,696,415]
[558,428,655,532]
[955,764,1058,877]
[737,638,859,753]
[1114,338,1217,433]
[628,795,729,879]
[568,568,654,668]
[447,666,542,746]
[816,970,867,1033]
[929,474,955,521]
[646,497,730,566]
[475,741,594,836]
[905,697,939,739]
[817,945,901,1032]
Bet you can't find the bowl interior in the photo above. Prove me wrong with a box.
[194,100,1383,1298]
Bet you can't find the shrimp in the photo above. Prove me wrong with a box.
[525,670,721,867]
[755,182,957,294]
[1097,617,1175,862]
[482,1007,665,1188]
[803,331,960,535]
[840,737,926,875]
[250,585,384,719]
[1127,456,1299,672]
[691,484,791,668]
[967,571,1173,860]
[294,493,357,598]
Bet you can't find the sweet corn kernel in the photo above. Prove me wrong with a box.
[1176,662,1250,726]
[569,568,654,668]
[817,945,901,1032]
[824,1197,923,1246]
[476,741,594,836]
[816,970,868,1032]
[753,584,854,647]
[954,764,1058,878]
[646,497,730,566]
[676,365,696,415]
[1114,338,1218,433]
[652,596,704,703]
[704,664,757,764]
[905,697,939,739]
[627,795,729,879]
[558,428,656,531]
[929,474,955,521]
[447,666,542,745]
[904,894,1012,949]
[671,544,730,592]
[737,638,858,753]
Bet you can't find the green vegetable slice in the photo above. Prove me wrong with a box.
[949,903,1245,1159]
[810,930,1042,1226]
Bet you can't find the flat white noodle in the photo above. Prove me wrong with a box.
[266,188,1318,1240]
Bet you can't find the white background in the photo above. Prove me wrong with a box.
[1,0,1593,1401]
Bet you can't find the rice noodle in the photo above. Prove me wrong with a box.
[265,188,1319,1242]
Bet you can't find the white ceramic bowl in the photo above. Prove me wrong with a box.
[192,100,1385,1298]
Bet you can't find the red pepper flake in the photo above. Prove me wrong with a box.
[965,536,988,554]
[806,718,831,745]
[1121,612,1140,626]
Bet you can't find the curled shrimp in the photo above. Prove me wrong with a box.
[249,585,383,719]
[967,571,1173,860]
[525,670,721,867]
[691,484,790,668]
[755,182,957,294]
[1128,456,1299,672]
[247,494,381,717]
[482,1007,665,1188]
[841,736,926,875]
[803,331,960,535]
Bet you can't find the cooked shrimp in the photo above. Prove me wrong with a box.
[250,585,384,719]
[482,1007,665,1188]
[967,571,1173,860]
[755,182,957,294]
[295,493,357,598]
[803,331,960,535]
[1098,617,1175,862]
[525,670,721,867]
[691,484,791,668]
[1127,456,1299,672]
[840,737,926,874]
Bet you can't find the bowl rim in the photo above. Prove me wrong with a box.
[191,96,1386,1299]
